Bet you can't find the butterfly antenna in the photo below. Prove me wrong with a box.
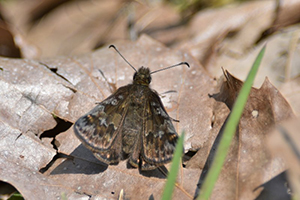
[150,62,190,74]
[109,45,137,72]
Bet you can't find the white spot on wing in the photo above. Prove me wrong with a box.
[156,108,161,114]
[158,130,164,138]
[111,99,118,105]
[99,118,107,127]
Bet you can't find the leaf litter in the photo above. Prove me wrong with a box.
[0,35,211,199]
[0,33,298,200]
[192,70,295,199]
[0,1,300,199]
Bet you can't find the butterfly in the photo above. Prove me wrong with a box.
[74,45,189,170]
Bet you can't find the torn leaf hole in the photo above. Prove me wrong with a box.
[39,153,59,174]
[39,62,73,85]
[182,150,198,167]
[39,116,72,150]
[63,84,77,93]
[0,180,23,199]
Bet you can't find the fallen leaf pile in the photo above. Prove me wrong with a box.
[0,1,299,199]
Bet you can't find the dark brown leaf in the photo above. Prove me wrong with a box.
[193,70,295,199]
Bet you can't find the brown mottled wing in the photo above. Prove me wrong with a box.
[73,85,130,164]
[142,90,178,165]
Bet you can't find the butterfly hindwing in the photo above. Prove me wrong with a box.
[74,86,130,164]
[141,90,178,166]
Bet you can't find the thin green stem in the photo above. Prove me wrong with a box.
[198,45,266,200]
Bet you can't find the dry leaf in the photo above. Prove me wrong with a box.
[1,1,185,59]
[193,70,295,199]
[0,35,214,199]
[176,1,300,91]
[280,76,300,117]
[1,1,299,198]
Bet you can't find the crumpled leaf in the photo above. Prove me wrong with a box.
[0,51,84,199]
[0,120,77,199]
[0,35,214,199]
[0,58,75,134]
[177,1,300,90]
[0,1,299,199]
[178,0,300,61]
[192,70,295,199]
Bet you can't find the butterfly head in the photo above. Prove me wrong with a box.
[133,67,152,86]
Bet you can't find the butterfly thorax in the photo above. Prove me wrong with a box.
[133,67,151,86]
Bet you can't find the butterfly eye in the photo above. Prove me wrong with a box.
[133,72,137,80]
[147,76,152,84]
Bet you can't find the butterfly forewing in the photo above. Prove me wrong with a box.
[142,91,178,165]
[74,86,130,154]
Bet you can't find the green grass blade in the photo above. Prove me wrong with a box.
[198,45,266,200]
[161,132,185,200]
